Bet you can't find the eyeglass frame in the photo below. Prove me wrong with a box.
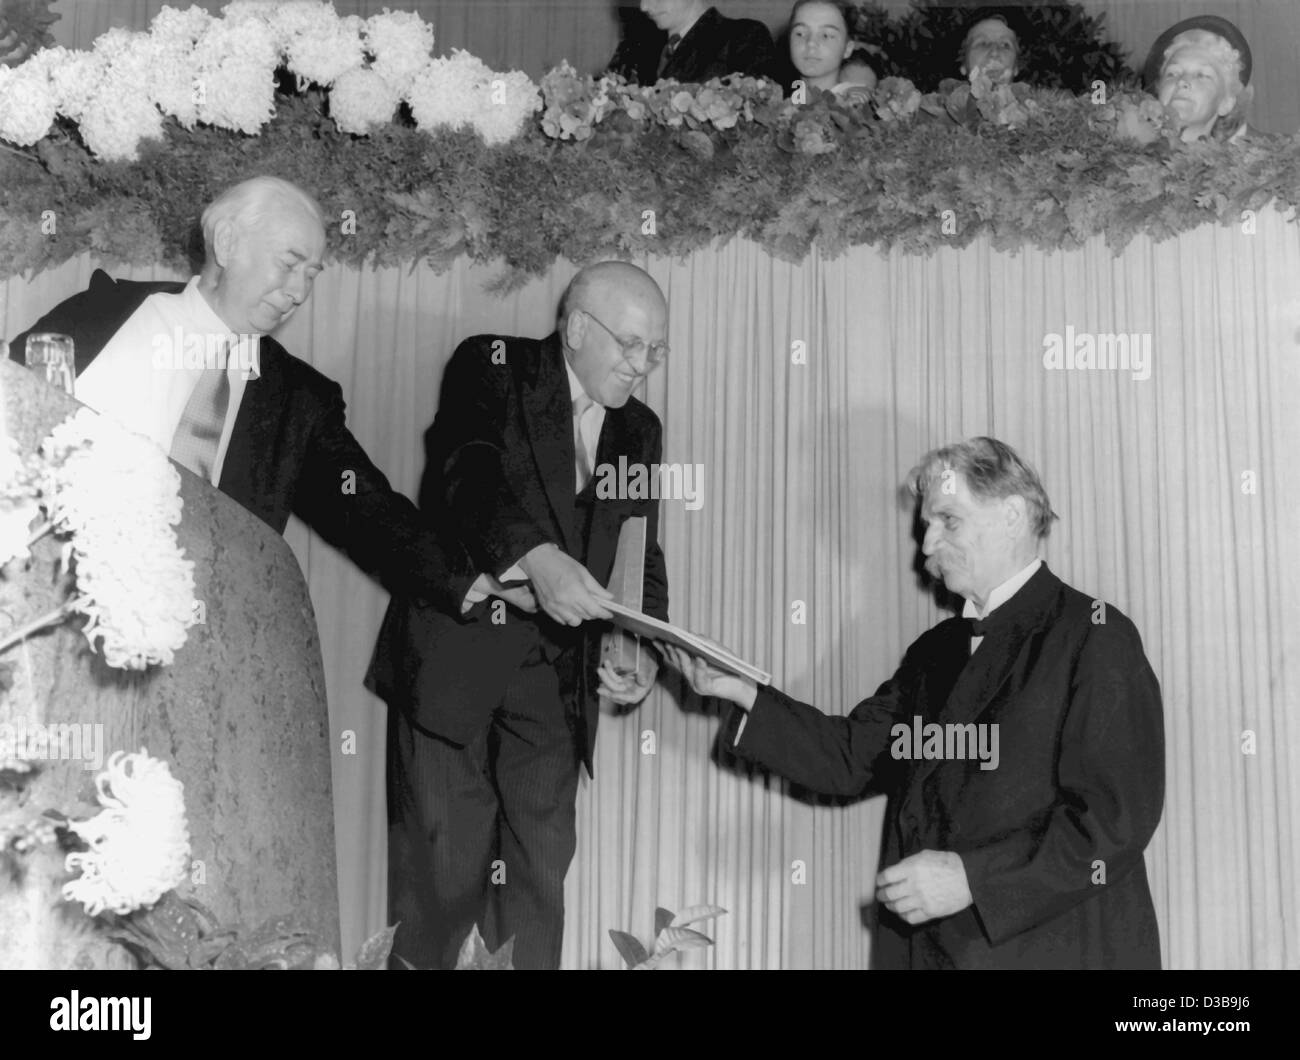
[578,309,669,371]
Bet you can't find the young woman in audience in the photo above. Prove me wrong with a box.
[787,0,877,100]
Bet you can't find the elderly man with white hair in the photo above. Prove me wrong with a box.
[1145,15,1256,143]
[7,175,508,615]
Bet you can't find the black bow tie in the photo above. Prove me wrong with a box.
[966,616,988,637]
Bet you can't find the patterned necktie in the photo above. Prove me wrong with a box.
[573,394,597,493]
[657,32,682,78]
[171,362,231,482]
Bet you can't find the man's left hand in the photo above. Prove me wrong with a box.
[876,850,972,925]
[597,649,658,706]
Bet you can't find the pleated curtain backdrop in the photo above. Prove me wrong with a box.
[5,208,1299,969]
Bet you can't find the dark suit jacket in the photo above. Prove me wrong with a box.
[366,333,669,772]
[729,564,1165,969]
[7,269,472,613]
[608,6,779,85]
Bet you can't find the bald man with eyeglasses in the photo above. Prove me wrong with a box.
[367,261,672,969]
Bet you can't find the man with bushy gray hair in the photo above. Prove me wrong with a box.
[664,436,1165,968]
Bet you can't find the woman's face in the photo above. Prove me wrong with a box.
[790,2,851,85]
[1157,44,1234,139]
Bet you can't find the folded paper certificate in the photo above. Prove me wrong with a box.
[603,600,771,686]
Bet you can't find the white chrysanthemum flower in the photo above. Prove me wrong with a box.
[330,67,398,134]
[39,410,197,669]
[408,51,540,146]
[0,56,58,146]
[68,27,166,160]
[148,5,214,127]
[476,69,542,146]
[151,4,214,44]
[271,1,364,86]
[219,0,280,29]
[78,92,165,162]
[91,26,156,84]
[192,16,279,134]
[407,51,485,134]
[63,750,191,918]
[365,8,434,95]
[36,47,105,121]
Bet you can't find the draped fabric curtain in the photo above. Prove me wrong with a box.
[5,209,1299,969]
[42,0,1300,134]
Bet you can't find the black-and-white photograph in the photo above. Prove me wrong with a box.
[0,0,1296,1016]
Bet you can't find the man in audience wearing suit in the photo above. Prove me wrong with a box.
[367,262,671,970]
[663,437,1166,969]
[6,175,512,615]
[608,0,779,85]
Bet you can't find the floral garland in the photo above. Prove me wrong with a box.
[0,4,1298,288]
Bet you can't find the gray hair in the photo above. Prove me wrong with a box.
[906,436,1058,539]
[199,176,325,260]
[1162,29,1247,109]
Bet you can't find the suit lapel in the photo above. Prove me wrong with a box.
[520,334,581,557]
[903,567,1060,801]
[940,565,1061,727]
[665,7,719,80]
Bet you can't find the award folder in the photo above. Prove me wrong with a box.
[602,600,772,687]
[599,516,770,684]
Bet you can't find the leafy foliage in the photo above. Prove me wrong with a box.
[0,0,59,67]
[610,904,727,969]
[104,891,397,970]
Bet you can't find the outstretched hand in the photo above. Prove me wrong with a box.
[518,543,613,626]
[658,642,757,709]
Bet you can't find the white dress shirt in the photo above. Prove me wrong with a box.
[75,276,258,487]
[962,558,1042,654]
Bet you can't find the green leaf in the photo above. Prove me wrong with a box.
[669,905,727,929]
[454,924,514,969]
[354,925,398,971]
[608,929,649,968]
[679,129,715,161]
[653,907,675,936]
[212,943,250,970]
[652,926,713,957]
